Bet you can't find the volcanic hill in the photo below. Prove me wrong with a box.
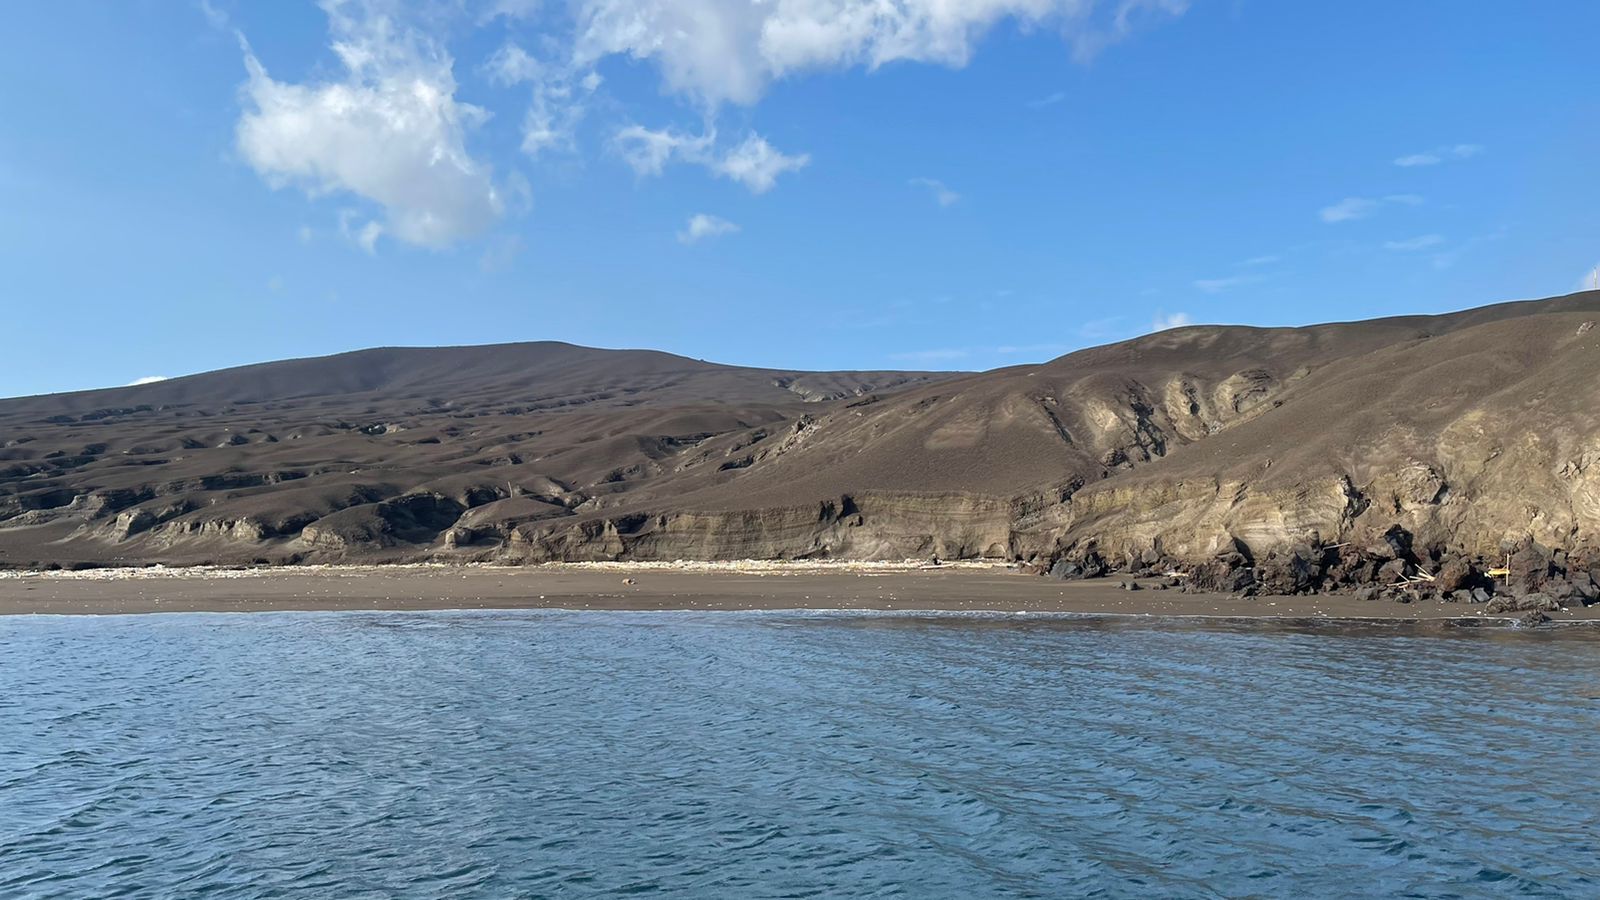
[5,292,1600,585]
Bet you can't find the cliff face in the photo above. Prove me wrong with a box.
[4,293,1600,575]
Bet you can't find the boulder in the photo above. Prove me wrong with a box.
[1485,593,1560,614]
[1189,552,1256,594]
[1047,559,1082,580]
[1568,574,1599,606]
[1257,543,1325,595]
[1377,558,1410,584]
[1506,542,1556,596]
[1434,557,1477,593]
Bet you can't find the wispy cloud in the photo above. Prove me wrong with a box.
[1026,91,1067,108]
[129,376,170,386]
[1319,194,1422,224]
[614,126,808,193]
[909,177,960,207]
[677,213,741,245]
[1394,143,1483,167]
[1239,254,1279,267]
[1384,234,1445,252]
[1193,274,1263,294]
[1151,312,1194,331]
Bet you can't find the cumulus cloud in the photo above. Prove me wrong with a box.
[1151,311,1193,331]
[1384,234,1445,252]
[573,0,1187,108]
[678,213,741,244]
[1319,194,1422,224]
[1394,143,1483,167]
[909,177,959,207]
[230,0,1187,236]
[235,1,508,249]
[129,376,170,386]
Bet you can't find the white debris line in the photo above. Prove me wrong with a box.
[0,559,1005,581]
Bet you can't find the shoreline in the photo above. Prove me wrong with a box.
[2,562,1598,627]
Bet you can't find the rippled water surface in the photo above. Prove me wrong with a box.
[4,611,1600,898]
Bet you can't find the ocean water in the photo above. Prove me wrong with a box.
[2,612,1598,898]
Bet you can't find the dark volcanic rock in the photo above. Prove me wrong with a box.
[1434,557,1478,594]
[1256,543,1325,595]
[1505,541,1557,596]
[1485,593,1561,614]
[1190,552,1256,594]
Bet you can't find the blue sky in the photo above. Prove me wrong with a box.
[3,1,1598,397]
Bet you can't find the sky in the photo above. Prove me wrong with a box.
[2,1,1599,398]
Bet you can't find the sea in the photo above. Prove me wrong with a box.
[2,610,1597,898]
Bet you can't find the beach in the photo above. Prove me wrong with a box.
[3,561,1597,624]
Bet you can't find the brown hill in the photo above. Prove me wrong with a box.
[6,294,1600,596]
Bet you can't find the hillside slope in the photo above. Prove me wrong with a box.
[5,294,1600,593]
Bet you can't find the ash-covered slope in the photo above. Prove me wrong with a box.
[6,294,1600,585]
[0,343,949,567]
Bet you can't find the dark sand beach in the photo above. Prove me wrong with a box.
[3,563,1596,625]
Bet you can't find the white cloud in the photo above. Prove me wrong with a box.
[197,0,228,29]
[1027,91,1067,108]
[1384,234,1445,252]
[613,126,807,193]
[234,1,507,249]
[1239,254,1279,267]
[1192,275,1261,294]
[1394,143,1483,167]
[909,177,959,207]
[613,124,708,177]
[1319,197,1378,223]
[129,376,170,386]
[1151,311,1193,331]
[678,213,740,244]
[713,134,809,192]
[1319,194,1422,223]
[572,0,1188,108]
[484,42,600,157]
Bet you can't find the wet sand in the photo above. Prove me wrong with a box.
[2,563,1598,626]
